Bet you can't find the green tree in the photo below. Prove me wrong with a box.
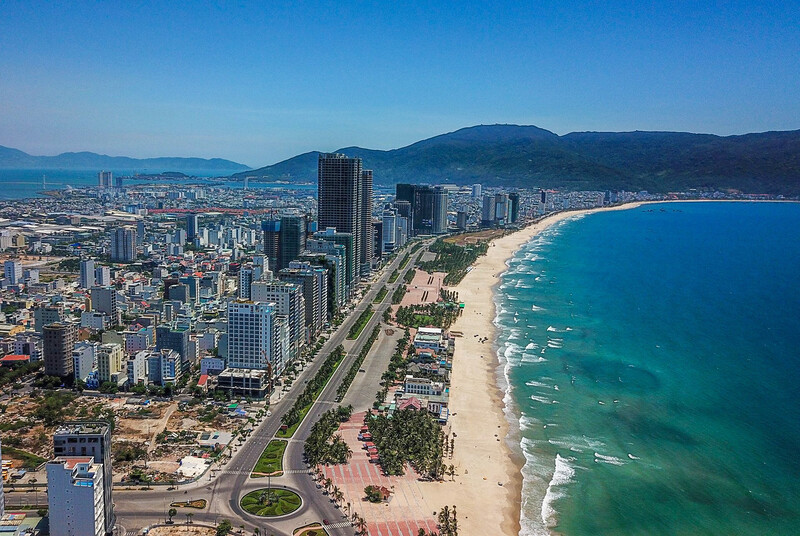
[167,508,177,523]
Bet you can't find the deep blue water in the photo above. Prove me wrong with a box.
[0,169,315,199]
[496,202,800,535]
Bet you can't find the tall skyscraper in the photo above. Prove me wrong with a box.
[79,259,96,289]
[509,192,520,223]
[471,183,482,198]
[395,184,417,234]
[432,186,449,234]
[261,219,281,272]
[110,227,137,262]
[317,153,373,278]
[186,214,199,241]
[360,169,374,274]
[382,208,398,253]
[278,215,306,270]
[98,171,113,188]
[43,322,77,377]
[53,422,114,534]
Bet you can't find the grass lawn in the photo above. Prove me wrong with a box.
[251,440,287,477]
[240,488,302,517]
[388,269,400,283]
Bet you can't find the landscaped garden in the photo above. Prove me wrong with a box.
[240,488,302,517]
[251,440,287,477]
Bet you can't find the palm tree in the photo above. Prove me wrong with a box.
[167,507,177,523]
[323,477,333,495]
[355,515,368,535]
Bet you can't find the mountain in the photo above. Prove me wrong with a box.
[0,146,250,173]
[233,124,800,195]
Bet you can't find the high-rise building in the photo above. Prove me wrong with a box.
[73,342,98,383]
[318,153,373,278]
[305,239,348,307]
[471,184,482,198]
[313,227,355,292]
[395,184,418,235]
[147,348,181,385]
[47,457,105,536]
[279,262,327,339]
[495,192,510,224]
[482,194,497,226]
[186,214,199,241]
[278,215,307,270]
[79,259,96,289]
[3,260,22,286]
[509,193,520,223]
[98,170,113,188]
[110,227,137,262]
[156,325,191,369]
[239,268,254,300]
[53,422,113,534]
[456,210,469,230]
[261,219,281,272]
[97,343,123,384]
[360,170,374,274]
[227,301,282,373]
[251,280,306,359]
[540,189,548,204]
[43,322,77,377]
[432,186,449,234]
[382,208,398,253]
[94,265,111,286]
[90,287,118,326]
[35,305,65,332]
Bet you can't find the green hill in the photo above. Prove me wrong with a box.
[234,124,800,195]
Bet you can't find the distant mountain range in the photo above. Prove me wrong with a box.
[0,146,250,173]
[233,124,800,195]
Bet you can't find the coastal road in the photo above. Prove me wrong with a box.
[114,241,430,535]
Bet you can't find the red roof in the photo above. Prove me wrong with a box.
[197,374,209,387]
[398,397,423,411]
[0,355,30,362]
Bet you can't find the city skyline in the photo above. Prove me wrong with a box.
[2,1,799,166]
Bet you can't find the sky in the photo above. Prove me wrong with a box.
[1,1,799,167]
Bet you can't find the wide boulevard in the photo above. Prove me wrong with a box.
[114,242,429,536]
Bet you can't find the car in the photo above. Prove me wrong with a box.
[359,368,365,372]
[323,519,330,525]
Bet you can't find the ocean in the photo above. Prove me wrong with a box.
[0,169,316,199]
[495,202,800,535]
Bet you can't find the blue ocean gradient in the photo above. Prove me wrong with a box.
[496,202,800,535]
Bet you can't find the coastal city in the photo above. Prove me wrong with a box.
[0,150,787,536]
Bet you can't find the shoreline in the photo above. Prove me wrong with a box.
[426,201,649,535]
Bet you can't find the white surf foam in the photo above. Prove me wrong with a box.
[531,304,545,312]
[525,380,551,388]
[594,452,626,466]
[541,454,575,528]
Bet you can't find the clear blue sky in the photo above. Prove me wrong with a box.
[1,1,798,167]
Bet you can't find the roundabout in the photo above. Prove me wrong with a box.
[240,487,303,517]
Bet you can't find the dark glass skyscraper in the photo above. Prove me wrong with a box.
[279,214,307,270]
[317,153,373,278]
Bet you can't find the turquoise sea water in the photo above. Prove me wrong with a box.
[496,202,800,536]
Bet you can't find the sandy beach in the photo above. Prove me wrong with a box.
[421,202,647,535]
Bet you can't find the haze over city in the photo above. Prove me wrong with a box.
[2,1,799,166]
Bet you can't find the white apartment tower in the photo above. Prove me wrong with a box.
[47,457,105,536]
[227,301,284,373]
